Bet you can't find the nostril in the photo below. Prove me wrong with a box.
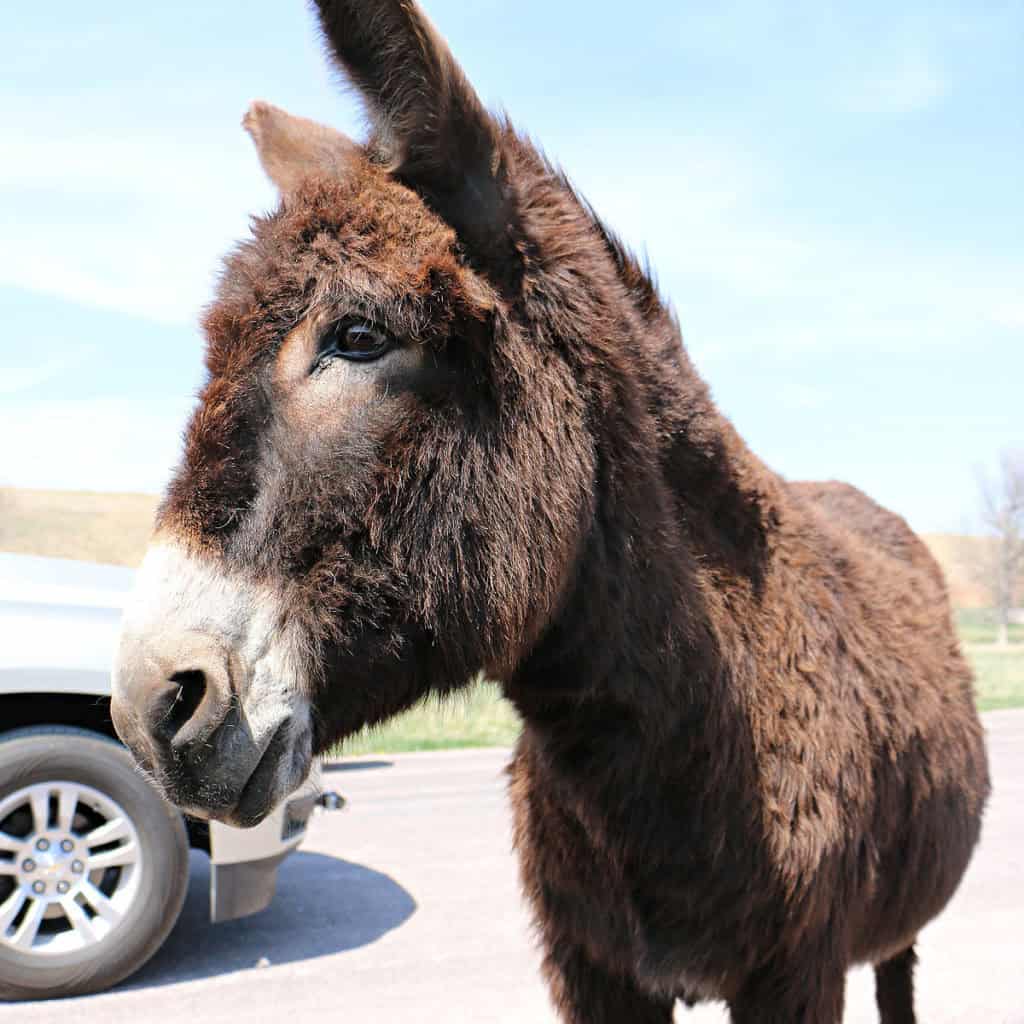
[165,670,208,735]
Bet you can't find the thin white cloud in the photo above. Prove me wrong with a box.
[781,384,829,411]
[0,131,276,326]
[565,140,1018,360]
[0,242,209,328]
[0,397,193,493]
[839,52,947,115]
[563,136,816,302]
[0,350,94,396]
[991,303,1024,330]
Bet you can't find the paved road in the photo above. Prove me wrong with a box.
[9,712,1024,1023]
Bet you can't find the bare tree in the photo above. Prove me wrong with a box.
[970,451,1024,646]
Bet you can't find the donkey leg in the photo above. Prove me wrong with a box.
[874,945,918,1024]
[543,945,676,1024]
[728,966,846,1024]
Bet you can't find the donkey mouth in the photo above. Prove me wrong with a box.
[225,719,310,828]
[173,720,312,829]
[129,715,312,829]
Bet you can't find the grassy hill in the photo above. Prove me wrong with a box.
[1,489,1020,743]
[0,488,159,567]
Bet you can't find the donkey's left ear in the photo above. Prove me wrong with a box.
[311,0,522,288]
[243,100,359,195]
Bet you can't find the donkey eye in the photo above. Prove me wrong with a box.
[318,319,394,365]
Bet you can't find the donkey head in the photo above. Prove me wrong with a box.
[111,0,662,826]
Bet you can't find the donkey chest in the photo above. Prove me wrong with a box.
[508,741,767,999]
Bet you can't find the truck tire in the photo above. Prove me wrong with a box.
[0,725,189,1000]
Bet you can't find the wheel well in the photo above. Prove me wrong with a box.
[0,692,119,741]
[0,693,210,852]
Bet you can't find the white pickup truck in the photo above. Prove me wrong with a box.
[0,552,336,1000]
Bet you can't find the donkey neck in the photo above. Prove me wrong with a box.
[506,340,777,741]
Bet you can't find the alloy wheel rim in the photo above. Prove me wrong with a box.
[0,781,144,955]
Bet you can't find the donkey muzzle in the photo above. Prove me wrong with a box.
[110,541,314,827]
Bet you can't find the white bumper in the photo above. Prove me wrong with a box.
[207,766,325,922]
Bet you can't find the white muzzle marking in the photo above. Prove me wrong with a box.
[114,540,314,810]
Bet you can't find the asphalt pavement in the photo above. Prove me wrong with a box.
[8,711,1024,1023]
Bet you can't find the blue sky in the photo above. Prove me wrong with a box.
[2,0,1021,533]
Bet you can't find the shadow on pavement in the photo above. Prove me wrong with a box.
[125,849,416,990]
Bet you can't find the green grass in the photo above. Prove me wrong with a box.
[336,681,521,756]
[955,609,1024,709]
[955,608,1024,646]
[968,646,1024,711]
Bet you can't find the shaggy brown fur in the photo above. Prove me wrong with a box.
[147,2,989,1020]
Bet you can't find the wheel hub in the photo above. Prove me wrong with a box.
[15,833,86,897]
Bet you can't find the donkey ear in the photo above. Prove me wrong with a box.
[242,100,359,195]
[311,0,521,286]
